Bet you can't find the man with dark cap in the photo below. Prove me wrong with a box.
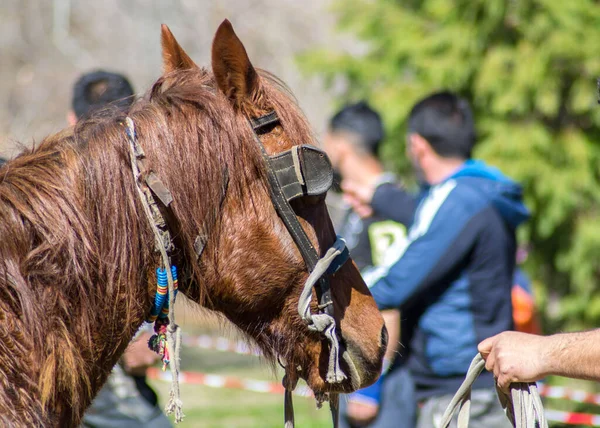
[67,70,136,125]
[324,101,416,428]
[69,70,172,428]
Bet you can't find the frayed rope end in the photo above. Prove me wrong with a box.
[165,396,185,423]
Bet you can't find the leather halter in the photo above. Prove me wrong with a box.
[249,111,349,317]
[250,111,349,428]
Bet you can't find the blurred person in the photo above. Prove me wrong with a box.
[67,70,137,125]
[324,101,416,428]
[325,101,409,271]
[70,70,171,428]
[342,91,529,428]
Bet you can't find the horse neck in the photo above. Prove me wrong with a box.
[0,132,157,426]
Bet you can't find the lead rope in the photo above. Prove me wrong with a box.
[439,354,547,428]
[124,117,184,423]
[284,236,348,428]
[298,237,348,384]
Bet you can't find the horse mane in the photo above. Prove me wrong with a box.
[0,66,314,425]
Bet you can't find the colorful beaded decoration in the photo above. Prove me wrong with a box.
[148,265,179,370]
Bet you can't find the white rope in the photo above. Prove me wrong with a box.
[297,236,348,384]
[164,304,184,422]
[124,117,184,423]
[284,236,347,428]
[439,354,548,428]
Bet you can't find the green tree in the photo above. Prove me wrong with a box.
[301,0,600,331]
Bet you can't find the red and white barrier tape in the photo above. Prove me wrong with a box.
[539,384,600,406]
[545,409,600,426]
[181,333,261,357]
[147,367,313,397]
[175,335,600,425]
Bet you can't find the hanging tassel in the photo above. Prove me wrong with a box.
[148,266,179,371]
[148,318,170,371]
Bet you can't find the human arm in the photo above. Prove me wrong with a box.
[370,183,418,226]
[382,309,401,363]
[341,180,417,225]
[122,330,160,376]
[366,183,482,309]
[478,330,600,391]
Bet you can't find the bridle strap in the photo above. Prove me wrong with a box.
[250,113,321,269]
[284,393,339,428]
[249,116,336,316]
[251,129,321,269]
[251,110,280,132]
[250,111,346,428]
[269,145,334,202]
[123,117,184,422]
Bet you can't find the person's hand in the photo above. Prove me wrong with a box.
[341,180,375,218]
[478,331,550,391]
[122,331,161,376]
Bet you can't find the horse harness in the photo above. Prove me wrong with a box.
[124,110,350,427]
[251,111,351,427]
[250,111,350,315]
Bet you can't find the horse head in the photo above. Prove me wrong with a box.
[150,21,387,396]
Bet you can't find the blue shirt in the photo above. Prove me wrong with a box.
[364,160,529,399]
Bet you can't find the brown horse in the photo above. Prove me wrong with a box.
[0,21,386,427]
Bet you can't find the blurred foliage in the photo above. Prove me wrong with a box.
[300,0,600,331]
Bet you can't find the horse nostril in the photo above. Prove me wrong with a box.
[380,325,389,349]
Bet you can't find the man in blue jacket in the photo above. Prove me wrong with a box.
[343,91,529,427]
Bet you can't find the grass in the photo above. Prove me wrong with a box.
[148,308,333,427]
[150,381,331,428]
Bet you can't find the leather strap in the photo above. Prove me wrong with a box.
[251,111,349,428]
[251,129,320,270]
[249,112,338,316]
[251,111,280,133]
[269,145,334,202]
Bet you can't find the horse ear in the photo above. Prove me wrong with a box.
[161,24,197,73]
[211,19,259,106]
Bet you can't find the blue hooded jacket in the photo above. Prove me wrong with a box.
[364,160,529,399]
